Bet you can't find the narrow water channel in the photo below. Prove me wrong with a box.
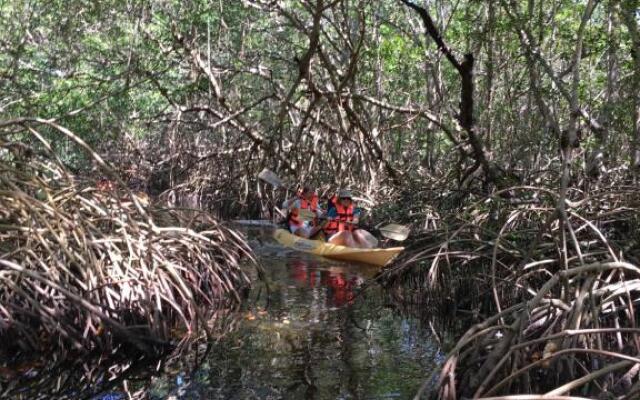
[146,228,442,399]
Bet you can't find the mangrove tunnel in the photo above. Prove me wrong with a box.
[1,0,640,399]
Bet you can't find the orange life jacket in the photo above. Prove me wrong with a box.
[324,195,354,235]
[288,193,319,227]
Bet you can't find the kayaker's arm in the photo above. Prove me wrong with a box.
[352,208,362,224]
[282,197,299,211]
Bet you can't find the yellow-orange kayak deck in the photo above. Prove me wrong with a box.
[274,229,404,267]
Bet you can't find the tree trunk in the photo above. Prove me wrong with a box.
[400,0,499,188]
[619,0,640,172]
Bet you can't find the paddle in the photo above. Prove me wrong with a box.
[258,168,290,190]
[257,168,411,241]
[318,217,410,241]
[377,223,411,241]
[310,211,410,241]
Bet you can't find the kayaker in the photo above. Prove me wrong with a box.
[282,186,321,238]
[323,189,378,248]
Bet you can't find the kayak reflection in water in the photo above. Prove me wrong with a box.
[287,259,364,307]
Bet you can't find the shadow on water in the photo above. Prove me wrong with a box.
[2,228,443,399]
[0,309,241,400]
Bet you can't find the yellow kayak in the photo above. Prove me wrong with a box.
[273,229,404,267]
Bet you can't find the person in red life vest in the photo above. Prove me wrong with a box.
[282,186,322,238]
[323,189,378,248]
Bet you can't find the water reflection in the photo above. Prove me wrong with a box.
[287,258,371,307]
[0,309,239,400]
[146,252,441,399]
[4,230,442,399]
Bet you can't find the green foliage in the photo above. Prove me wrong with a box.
[0,0,639,183]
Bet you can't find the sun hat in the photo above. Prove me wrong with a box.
[338,189,352,199]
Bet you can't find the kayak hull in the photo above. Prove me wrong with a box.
[274,229,403,267]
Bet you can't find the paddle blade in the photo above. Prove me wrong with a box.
[258,168,284,188]
[378,223,410,241]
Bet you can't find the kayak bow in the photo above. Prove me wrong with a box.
[274,229,403,267]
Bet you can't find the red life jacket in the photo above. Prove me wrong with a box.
[324,195,354,235]
[288,193,319,227]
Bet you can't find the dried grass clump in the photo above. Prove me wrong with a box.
[0,120,254,352]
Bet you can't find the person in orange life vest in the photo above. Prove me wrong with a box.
[282,186,321,238]
[323,189,378,248]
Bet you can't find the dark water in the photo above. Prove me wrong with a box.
[2,229,442,399]
[144,230,442,399]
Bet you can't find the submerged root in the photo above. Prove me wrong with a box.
[0,308,242,399]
